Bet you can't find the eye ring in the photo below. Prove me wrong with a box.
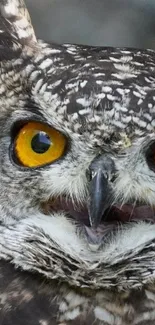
[12,121,67,168]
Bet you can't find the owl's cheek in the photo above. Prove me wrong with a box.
[115,170,155,205]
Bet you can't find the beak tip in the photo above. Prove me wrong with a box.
[88,210,100,229]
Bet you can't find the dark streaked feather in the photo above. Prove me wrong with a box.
[0,260,97,325]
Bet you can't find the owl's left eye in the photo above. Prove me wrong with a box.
[13,121,66,167]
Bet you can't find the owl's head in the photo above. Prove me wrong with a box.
[0,0,155,290]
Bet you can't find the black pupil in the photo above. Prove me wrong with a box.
[31,132,51,154]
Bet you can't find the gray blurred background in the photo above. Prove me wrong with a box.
[25,0,155,49]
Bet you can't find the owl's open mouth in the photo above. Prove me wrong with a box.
[84,204,155,245]
[41,198,155,245]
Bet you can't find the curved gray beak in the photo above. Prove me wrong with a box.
[87,155,116,228]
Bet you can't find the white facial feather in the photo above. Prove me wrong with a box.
[0,211,155,290]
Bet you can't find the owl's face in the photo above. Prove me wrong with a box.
[1,0,155,290]
[1,44,155,248]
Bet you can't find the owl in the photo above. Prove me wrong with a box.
[1,0,155,325]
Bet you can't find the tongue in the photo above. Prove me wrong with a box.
[85,223,116,245]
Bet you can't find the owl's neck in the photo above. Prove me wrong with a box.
[0,212,155,290]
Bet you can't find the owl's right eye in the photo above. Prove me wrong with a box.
[13,121,67,168]
[145,140,155,171]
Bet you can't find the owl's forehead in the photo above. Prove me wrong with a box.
[29,45,155,146]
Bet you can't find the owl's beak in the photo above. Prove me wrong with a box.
[87,155,115,228]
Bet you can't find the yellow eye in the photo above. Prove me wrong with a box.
[14,122,66,167]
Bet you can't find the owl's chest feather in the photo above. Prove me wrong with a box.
[58,287,155,325]
[0,260,155,325]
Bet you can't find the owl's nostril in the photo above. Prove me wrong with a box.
[86,155,117,182]
[88,155,116,180]
[110,173,117,183]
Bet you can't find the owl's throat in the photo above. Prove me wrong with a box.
[41,198,155,245]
